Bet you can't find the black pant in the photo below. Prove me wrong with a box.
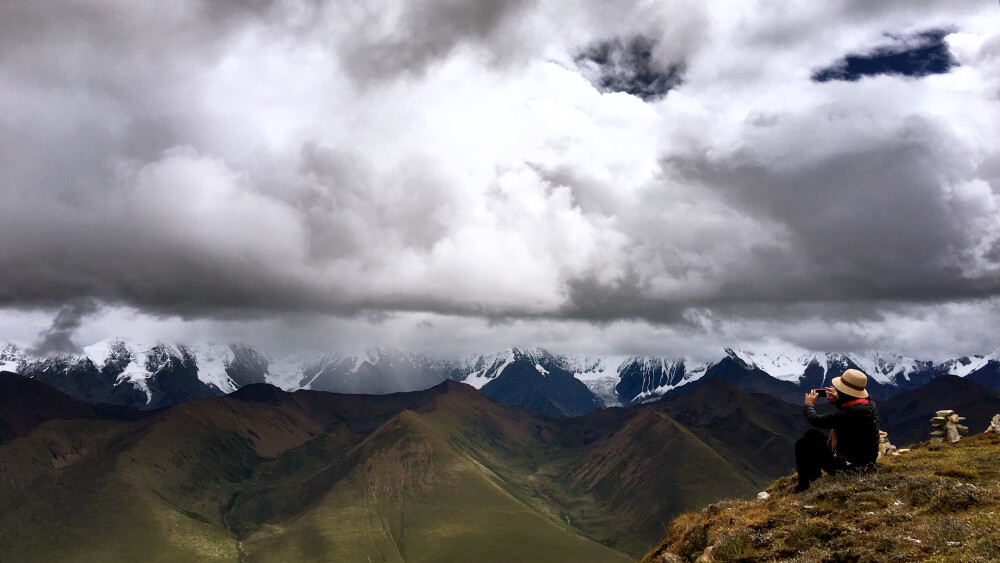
[795,429,848,488]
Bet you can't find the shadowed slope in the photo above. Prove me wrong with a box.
[656,378,807,482]
[480,357,600,416]
[0,387,331,562]
[0,371,143,444]
[683,356,804,404]
[879,374,1000,448]
[565,407,760,555]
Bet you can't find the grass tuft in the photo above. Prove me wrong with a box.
[642,433,1000,563]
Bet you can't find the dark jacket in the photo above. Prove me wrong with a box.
[803,399,880,465]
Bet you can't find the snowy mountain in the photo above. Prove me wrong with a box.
[289,347,457,395]
[3,338,268,409]
[0,344,24,373]
[453,350,710,408]
[722,349,952,399]
[465,348,600,416]
[3,338,1000,413]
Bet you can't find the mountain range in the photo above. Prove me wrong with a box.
[4,362,998,560]
[0,370,805,560]
[4,339,1000,415]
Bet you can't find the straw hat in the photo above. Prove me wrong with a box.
[832,368,869,398]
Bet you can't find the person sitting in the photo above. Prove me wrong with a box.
[795,368,880,492]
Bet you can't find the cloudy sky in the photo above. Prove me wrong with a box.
[2,0,999,360]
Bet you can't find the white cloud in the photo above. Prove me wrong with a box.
[2,0,1000,356]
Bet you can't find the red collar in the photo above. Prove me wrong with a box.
[841,398,869,407]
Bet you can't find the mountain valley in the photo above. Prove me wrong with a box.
[1,371,810,561]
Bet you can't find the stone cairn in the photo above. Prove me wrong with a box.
[878,430,897,458]
[930,410,969,444]
[988,414,1000,434]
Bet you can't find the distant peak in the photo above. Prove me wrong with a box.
[228,383,289,405]
[432,379,477,394]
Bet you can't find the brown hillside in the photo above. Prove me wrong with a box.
[0,378,814,561]
[643,431,1000,563]
[657,378,808,484]
[567,407,760,555]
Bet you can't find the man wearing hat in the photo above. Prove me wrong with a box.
[794,368,881,492]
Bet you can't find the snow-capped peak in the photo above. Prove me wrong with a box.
[839,352,923,385]
[726,349,826,383]
[0,343,25,373]
[560,355,631,381]
[941,355,992,378]
[80,337,243,397]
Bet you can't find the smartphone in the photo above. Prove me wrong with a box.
[813,389,827,397]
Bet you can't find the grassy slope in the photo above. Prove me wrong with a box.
[563,408,761,555]
[0,418,238,562]
[643,432,1000,563]
[414,383,768,557]
[656,379,808,485]
[242,409,632,563]
[0,395,325,562]
[0,379,792,561]
[0,385,633,562]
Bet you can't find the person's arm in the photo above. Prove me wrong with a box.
[803,386,844,429]
[803,404,846,428]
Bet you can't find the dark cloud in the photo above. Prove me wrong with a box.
[678,133,991,304]
[337,0,537,82]
[556,110,1000,328]
[1,1,999,356]
[29,298,100,356]
[576,36,684,101]
[813,29,957,82]
[561,270,686,324]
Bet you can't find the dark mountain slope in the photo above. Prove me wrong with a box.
[966,358,1000,392]
[679,355,804,404]
[480,353,599,416]
[0,371,143,444]
[878,374,1000,448]
[565,407,760,555]
[656,378,808,482]
[20,347,221,410]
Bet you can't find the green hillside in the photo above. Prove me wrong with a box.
[0,377,799,561]
[241,409,630,562]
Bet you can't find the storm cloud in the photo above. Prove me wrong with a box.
[1,0,1000,357]
[29,299,100,356]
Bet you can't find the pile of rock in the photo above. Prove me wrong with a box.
[878,430,897,458]
[930,410,969,444]
[988,414,1000,434]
